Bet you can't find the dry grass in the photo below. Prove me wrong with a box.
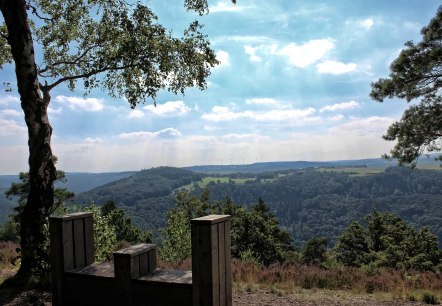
[159,258,441,302]
[0,242,20,285]
[231,260,442,302]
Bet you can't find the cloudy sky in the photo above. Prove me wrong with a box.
[0,0,439,174]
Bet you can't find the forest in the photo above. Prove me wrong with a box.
[73,165,442,247]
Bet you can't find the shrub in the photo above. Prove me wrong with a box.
[421,291,439,304]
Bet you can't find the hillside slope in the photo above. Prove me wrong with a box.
[74,166,442,247]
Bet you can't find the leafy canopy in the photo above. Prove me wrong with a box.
[370,6,442,167]
[160,190,296,265]
[1,0,235,106]
[335,210,441,271]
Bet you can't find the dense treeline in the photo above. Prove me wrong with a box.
[74,166,442,247]
[75,167,202,232]
[160,192,441,271]
[196,167,442,247]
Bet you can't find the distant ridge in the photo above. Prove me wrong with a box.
[184,158,397,174]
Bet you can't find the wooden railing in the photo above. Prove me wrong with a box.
[49,212,232,306]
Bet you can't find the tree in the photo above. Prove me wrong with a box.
[335,221,370,267]
[2,170,74,244]
[160,191,296,266]
[336,211,441,271]
[101,200,152,244]
[0,0,234,281]
[370,6,442,167]
[300,237,327,266]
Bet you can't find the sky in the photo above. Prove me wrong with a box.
[0,0,440,174]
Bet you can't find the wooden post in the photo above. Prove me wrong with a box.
[49,212,94,306]
[114,243,157,305]
[191,215,232,306]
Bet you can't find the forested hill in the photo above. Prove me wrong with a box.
[73,166,442,247]
[74,167,203,230]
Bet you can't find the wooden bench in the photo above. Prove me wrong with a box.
[49,212,232,306]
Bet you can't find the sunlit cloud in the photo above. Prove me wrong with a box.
[119,127,182,139]
[210,1,245,13]
[244,45,262,62]
[128,109,144,118]
[215,50,230,67]
[201,105,317,124]
[320,101,360,112]
[317,60,357,74]
[245,98,278,105]
[274,39,334,68]
[54,95,104,112]
[360,18,374,30]
[144,100,190,116]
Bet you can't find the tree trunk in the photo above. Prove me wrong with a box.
[1,0,56,281]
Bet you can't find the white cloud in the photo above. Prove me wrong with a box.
[119,127,182,139]
[320,101,359,112]
[85,137,104,144]
[1,109,20,117]
[54,95,104,112]
[0,118,26,136]
[246,98,278,105]
[215,50,230,67]
[128,109,144,118]
[0,95,19,106]
[48,107,63,114]
[317,60,357,74]
[202,105,317,124]
[223,133,271,141]
[328,116,393,136]
[274,39,334,68]
[144,100,190,116]
[360,18,374,30]
[244,45,262,62]
[210,1,244,13]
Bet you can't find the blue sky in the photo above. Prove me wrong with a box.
[0,0,440,174]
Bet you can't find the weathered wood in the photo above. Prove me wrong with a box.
[49,212,94,306]
[191,215,232,306]
[73,218,85,268]
[84,216,95,265]
[114,243,157,305]
[62,220,74,271]
[51,213,232,306]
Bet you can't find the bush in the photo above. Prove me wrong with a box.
[421,291,439,305]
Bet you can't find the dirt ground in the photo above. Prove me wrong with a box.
[0,287,432,306]
[233,289,430,306]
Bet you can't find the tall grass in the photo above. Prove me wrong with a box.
[160,258,442,301]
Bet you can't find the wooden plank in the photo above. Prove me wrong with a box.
[211,223,220,306]
[73,218,85,268]
[148,246,157,273]
[218,222,226,306]
[191,222,201,305]
[139,252,148,276]
[131,254,140,278]
[114,252,132,305]
[62,220,74,271]
[49,219,63,306]
[83,216,94,265]
[225,220,232,306]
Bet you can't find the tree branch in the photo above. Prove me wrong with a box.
[47,63,137,90]
[26,3,53,23]
[39,44,99,74]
